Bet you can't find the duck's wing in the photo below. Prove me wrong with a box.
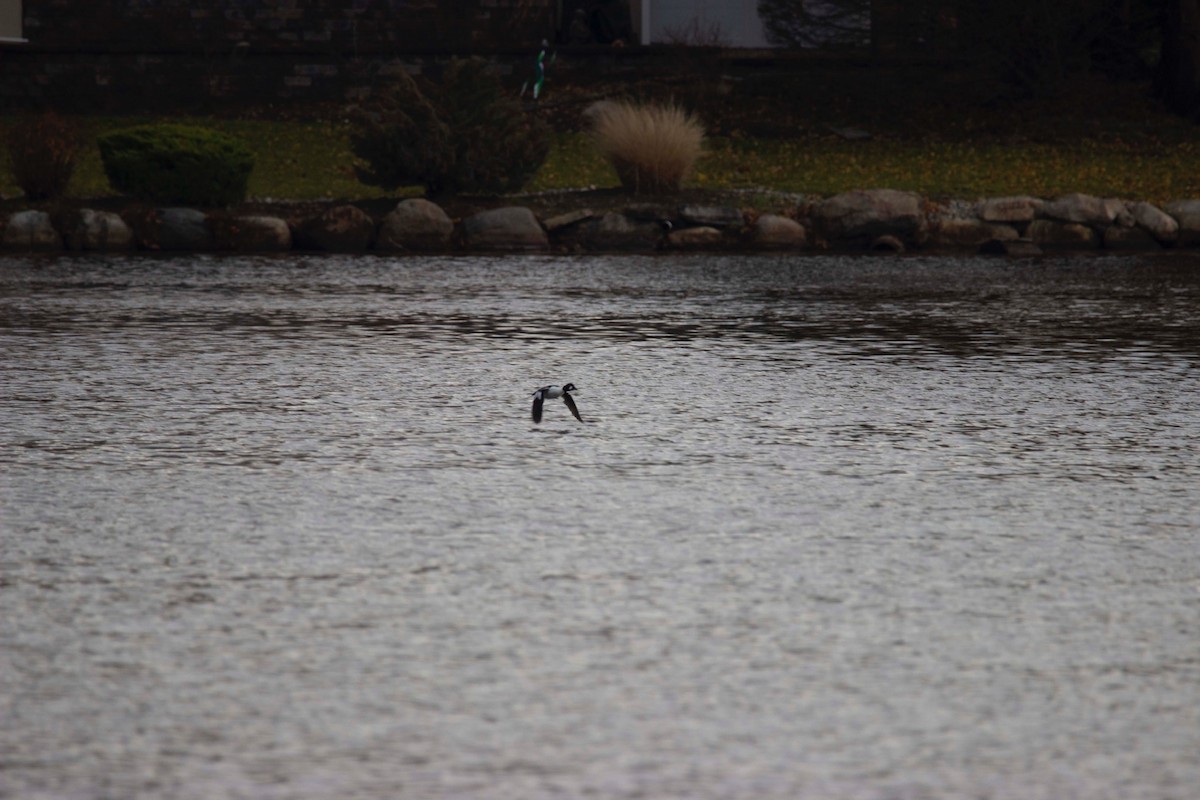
[531,392,544,424]
[562,392,583,422]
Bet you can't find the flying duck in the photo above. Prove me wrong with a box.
[531,383,582,424]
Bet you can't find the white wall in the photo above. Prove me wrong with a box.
[646,0,769,48]
[0,0,24,42]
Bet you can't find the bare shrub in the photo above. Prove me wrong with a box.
[5,112,81,201]
[352,58,548,198]
[587,101,705,194]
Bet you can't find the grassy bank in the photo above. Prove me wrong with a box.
[531,131,1199,203]
[0,117,397,204]
[3,80,1198,205]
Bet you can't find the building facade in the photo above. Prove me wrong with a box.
[0,1,786,111]
[639,0,768,47]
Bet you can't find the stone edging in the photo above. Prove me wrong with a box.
[3,190,1197,256]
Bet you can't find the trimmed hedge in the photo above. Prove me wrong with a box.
[97,124,255,207]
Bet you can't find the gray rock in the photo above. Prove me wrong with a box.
[622,203,675,223]
[814,189,926,243]
[678,205,743,228]
[542,209,595,233]
[871,234,905,253]
[930,218,1019,248]
[1040,193,1123,226]
[377,198,454,251]
[222,215,292,252]
[62,209,134,251]
[979,238,1043,257]
[573,212,662,251]
[157,208,213,251]
[1103,225,1161,250]
[1129,202,1178,245]
[3,210,62,251]
[296,205,375,252]
[1164,200,1200,246]
[1028,219,1098,249]
[931,198,979,220]
[462,207,547,251]
[748,214,806,249]
[977,196,1042,223]
[664,226,724,249]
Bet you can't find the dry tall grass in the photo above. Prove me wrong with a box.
[586,101,705,194]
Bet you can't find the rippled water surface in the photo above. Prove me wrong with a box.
[2,252,1199,800]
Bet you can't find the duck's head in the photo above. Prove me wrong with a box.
[562,383,577,393]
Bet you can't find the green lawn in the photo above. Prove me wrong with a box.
[4,115,1199,205]
[530,130,1200,203]
[2,117,396,203]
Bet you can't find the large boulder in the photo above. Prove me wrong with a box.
[664,225,725,250]
[154,208,213,251]
[929,218,1019,249]
[295,204,375,252]
[1103,225,1161,250]
[62,209,134,251]
[748,214,806,249]
[3,210,62,251]
[678,204,743,228]
[216,215,292,251]
[1164,200,1200,246]
[870,234,906,253]
[1040,193,1123,226]
[813,189,927,244]
[1129,201,1178,245]
[376,198,454,251]
[622,203,675,224]
[461,207,547,251]
[1028,219,1098,249]
[977,196,1043,224]
[542,209,595,234]
[571,212,662,251]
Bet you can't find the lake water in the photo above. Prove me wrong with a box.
[2,252,1198,800]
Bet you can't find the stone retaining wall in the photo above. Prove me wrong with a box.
[3,190,1198,257]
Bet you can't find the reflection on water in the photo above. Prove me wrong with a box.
[2,252,1199,800]
[7,254,1199,358]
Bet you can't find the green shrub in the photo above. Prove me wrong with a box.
[351,71,452,196]
[5,112,81,201]
[97,124,254,207]
[351,58,549,197]
[587,101,705,194]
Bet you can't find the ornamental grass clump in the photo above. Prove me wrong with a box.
[588,101,705,194]
[5,112,81,201]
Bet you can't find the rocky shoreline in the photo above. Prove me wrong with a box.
[3,189,1197,257]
